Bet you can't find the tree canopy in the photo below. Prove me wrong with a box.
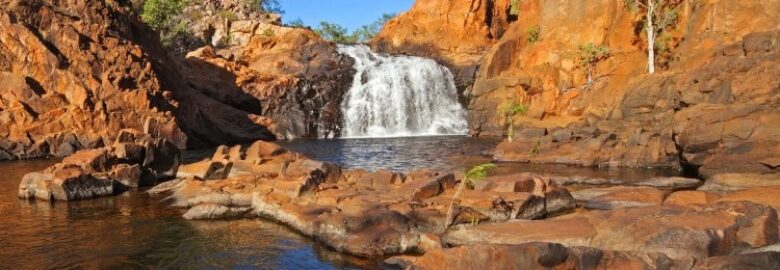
[312,13,396,44]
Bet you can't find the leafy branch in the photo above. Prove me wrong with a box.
[444,163,497,230]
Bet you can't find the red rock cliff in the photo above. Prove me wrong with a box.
[376,0,780,176]
[0,0,282,160]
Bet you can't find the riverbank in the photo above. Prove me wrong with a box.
[131,140,780,268]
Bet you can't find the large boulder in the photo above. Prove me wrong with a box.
[18,171,54,201]
[51,167,114,201]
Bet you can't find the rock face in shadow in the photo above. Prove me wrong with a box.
[182,27,355,139]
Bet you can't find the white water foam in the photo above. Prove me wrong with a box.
[337,45,468,138]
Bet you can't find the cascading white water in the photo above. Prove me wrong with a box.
[337,45,468,138]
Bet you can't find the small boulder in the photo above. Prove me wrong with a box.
[110,164,143,188]
[18,172,53,201]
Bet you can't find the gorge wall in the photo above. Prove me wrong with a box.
[374,0,780,176]
[0,0,355,160]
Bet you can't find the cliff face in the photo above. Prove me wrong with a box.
[183,27,355,139]
[481,0,780,175]
[471,0,780,136]
[0,0,348,160]
[371,0,514,89]
[376,0,780,175]
[0,0,187,160]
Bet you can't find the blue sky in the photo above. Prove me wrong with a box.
[278,0,415,31]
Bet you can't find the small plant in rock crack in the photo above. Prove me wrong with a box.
[530,139,542,157]
[575,43,610,85]
[501,101,529,143]
[444,163,497,230]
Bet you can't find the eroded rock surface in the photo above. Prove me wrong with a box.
[19,129,179,201]
[153,141,575,257]
[182,28,355,139]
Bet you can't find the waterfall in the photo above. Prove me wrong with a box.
[337,45,468,138]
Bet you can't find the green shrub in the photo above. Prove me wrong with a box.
[575,43,610,84]
[141,0,184,31]
[286,18,306,28]
[501,101,528,143]
[216,9,239,22]
[510,0,521,16]
[444,163,497,229]
[314,21,356,44]
[526,26,540,44]
[262,28,275,37]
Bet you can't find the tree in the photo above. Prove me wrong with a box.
[314,21,356,44]
[575,43,610,85]
[286,18,306,28]
[141,0,188,47]
[350,13,396,42]
[141,0,184,31]
[624,0,681,74]
[242,0,284,14]
[501,101,528,143]
[444,163,497,230]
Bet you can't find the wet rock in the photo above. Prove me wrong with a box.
[51,167,114,201]
[18,172,53,200]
